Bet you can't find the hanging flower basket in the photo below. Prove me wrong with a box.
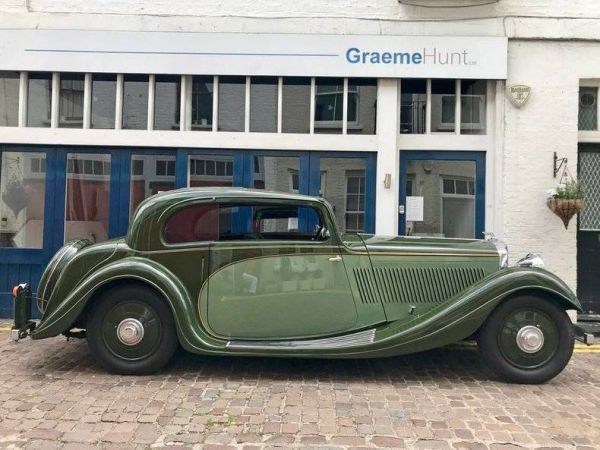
[546,198,584,229]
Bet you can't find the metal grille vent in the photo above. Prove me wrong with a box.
[353,266,486,304]
[580,150,600,231]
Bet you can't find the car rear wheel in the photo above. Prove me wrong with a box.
[87,285,178,374]
[477,295,574,384]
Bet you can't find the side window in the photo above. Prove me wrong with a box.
[163,202,327,244]
[164,203,218,244]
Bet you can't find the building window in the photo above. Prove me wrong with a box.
[431,79,456,133]
[348,78,377,135]
[27,72,52,128]
[218,76,245,132]
[579,86,598,131]
[345,171,366,233]
[188,156,234,187]
[65,153,111,244]
[460,80,486,135]
[401,79,427,134]
[191,76,214,130]
[156,159,175,177]
[0,71,20,127]
[250,76,278,133]
[281,77,310,134]
[0,152,47,248]
[59,73,84,128]
[122,74,149,130]
[91,74,117,129]
[401,79,487,135]
[314,77,344,134]
[154,75,180,131]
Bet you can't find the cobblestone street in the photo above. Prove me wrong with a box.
[0,324,598,449]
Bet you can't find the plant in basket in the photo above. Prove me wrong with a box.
[547,180,585,229]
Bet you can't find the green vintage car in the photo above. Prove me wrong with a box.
[11,188,581,383]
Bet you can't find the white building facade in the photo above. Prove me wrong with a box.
[0,0,599,316]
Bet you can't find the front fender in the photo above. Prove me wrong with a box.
[31,258,225,352]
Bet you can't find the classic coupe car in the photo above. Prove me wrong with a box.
[12,188,581,383]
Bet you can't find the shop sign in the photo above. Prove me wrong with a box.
[0,30,507,79]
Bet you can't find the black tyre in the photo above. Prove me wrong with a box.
[477,295,574,384]
[87,285,178,375]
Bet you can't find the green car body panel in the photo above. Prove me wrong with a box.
[30,187,582,358]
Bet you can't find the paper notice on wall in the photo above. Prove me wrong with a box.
[406,196,424,222]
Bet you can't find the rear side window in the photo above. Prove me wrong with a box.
[163,202,326,244]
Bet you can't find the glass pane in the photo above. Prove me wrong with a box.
[579,87,598,131]
[91,74,116,129]
[461,80,486,135]
[191,76,213,131]
[281,77,310,134]
[400,79,426,134]
[59,73,84,128]
[579,148,600,230]
[188,155,234,187]
[0,152,46,248]
[431,79,455,133]
[218,76,245,132]
[122,75,149,130]
[348,78,377,135]
[0,72,20,127]
[405,160,475,239]
[250,76,277,133]
[154,75,180,131]
[130,154,176,216]
[65,153,111,243]
[27,72,52,128]
[319,158,367,233]
[253,156,300,192]
[315,77,343,134]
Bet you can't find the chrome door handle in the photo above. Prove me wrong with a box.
[328,255,342,262]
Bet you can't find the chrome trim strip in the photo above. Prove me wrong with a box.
[226,328,375,350]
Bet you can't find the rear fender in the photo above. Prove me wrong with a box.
[31,257,224,351]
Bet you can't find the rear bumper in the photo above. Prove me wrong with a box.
[11,283,36,341]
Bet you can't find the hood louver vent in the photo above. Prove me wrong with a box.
[353,266,486,304]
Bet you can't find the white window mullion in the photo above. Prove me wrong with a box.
[212,75,219,132]
[310,77,316,134]
[51,72,59,128]
[244,76,250,133]
[342,78,348,135]
[147,74,155,130]
[425,79,432,135]
[83,73,92,129]
[115,74,124,130]
[18,72,27,127]
[455,79,461,135]
[179,75,186,131]
[277,76,283,133]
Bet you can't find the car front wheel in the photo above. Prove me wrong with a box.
[87,285,178,374]
[477,295,574,384]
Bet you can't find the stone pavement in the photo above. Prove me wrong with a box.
[0,322,599,449]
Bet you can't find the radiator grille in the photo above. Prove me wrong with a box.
[353,266,486,304]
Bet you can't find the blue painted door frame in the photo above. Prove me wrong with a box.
[398,151,486,239]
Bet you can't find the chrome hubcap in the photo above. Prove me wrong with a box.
[116,318,145,346]
[516,325,544,353]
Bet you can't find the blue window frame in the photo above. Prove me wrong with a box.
[399,150,485,239]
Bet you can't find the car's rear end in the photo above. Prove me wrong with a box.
[11,238,125,340]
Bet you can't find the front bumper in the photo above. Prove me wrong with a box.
[11,283,36,341]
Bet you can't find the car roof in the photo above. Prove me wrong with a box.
[146,187,325,203]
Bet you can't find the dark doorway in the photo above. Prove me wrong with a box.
[577,144,600,313]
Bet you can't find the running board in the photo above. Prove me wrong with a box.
[227,328,376,351]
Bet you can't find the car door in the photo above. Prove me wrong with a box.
[204,199,359,340]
